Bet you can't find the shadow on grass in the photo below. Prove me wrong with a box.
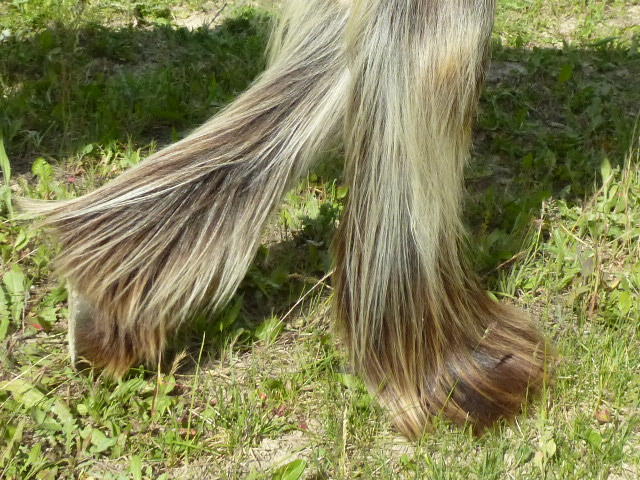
[0,9,271,172]
[3,9,640,368]
[468,39,640,273]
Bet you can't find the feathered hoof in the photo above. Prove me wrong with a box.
[67,285,96,372]
[446,308,550,431]
[385,303,551,440]
[66,285,164,378]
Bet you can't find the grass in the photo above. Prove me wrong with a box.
[1,0,639,478]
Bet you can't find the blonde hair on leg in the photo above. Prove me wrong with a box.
[20,0,550,439]
[333,0,550,439]
[19,0,351,375]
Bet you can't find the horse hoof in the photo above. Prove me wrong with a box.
[67,285,95,371]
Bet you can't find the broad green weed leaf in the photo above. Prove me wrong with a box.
[335,373,365,390]
[255,316,284,345]
[0,135,11,183]
[272,459,307,480]
[0,185,12,217]
[617,291,633,315]
[3,264,26,297]
[0,379,74,424]
[90,428,117,453]
[27,443,42,467]
[117,376,147,395]
[0,136,12,216]
[515,444,535,465]
[43,284,68,305]
[3,264,27,321]
[1,379,47,409]
[0,419,24,468]
[13,229,31,251]
[130,454,143,480]
[32,157,53,181]
[542,437,557,458]
[558,63,574,83]
[0,288,9,341]
[587,429,603,450]
[32,157,54,196]
[35,306,58,328]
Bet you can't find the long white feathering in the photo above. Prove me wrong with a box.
[333,0,549,438]
[19,0,351,374]
[20,0,550,440]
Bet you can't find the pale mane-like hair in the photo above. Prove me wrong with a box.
[19,0,550,440]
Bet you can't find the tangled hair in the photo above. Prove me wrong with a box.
[20,0,550,439]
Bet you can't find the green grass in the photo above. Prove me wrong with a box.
[1,0,639,478]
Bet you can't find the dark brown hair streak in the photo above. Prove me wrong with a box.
[19,0,551,439]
